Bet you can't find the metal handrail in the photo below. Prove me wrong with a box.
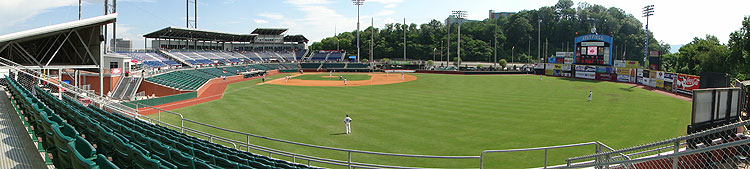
[479,142,599,169]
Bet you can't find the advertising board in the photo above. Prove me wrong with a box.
[676,74,701,92]
[575,72,596,79]
[596,73,615,81]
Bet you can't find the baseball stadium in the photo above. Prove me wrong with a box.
[1,0,750,169]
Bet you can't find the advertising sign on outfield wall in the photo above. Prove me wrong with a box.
[637,69,644,77]
[626,61,639,68]
[616,68,631,75]
[554,64,562,70]
[642,78,651,86]
[664,73,675,83]
[676,74,701,92]
[561,64,572,71]
[596,66,608,73]
[596,73,615,81]
[553,70,561,76]
[664,81,674,91]
[656,71,665,80]
[614,60,626,68]
[617,74,630,82]
[564,58,575,64]
[643,70,650,79]
[576,72,596,79]
[545,69,554,76]
[546,63,555,70]
[656,80,665,89]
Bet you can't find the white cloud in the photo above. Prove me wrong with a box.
[384,4,398,8]
[375,10,396,16]
[283,0,356,42]
[254,19,269,24]
[0,0,77,30]
[284,0,332,6]
[258,13,285,20]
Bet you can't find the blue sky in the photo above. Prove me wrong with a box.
[1,0,749,53]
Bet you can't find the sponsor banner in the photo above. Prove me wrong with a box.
[564,58,574,64]
[648,78,657,87]
[384,69,416,73]
[643,70,650,78]
[575,65,586,71]
[614,60,626,68]
[636,69,643,77]
[596,66,608,73]
[596,73,615,81]
[616,68,631,75]
[534,63,545,69]
[561,64,572,71]
[626,61,639,68]
[664,81,674,91]
[546,63,555,70]
[576,72,596,79]
[676,74,700,92]
[649,71,657,79]
[617,74,630,82]
[656,80,664,89]
[561,72,572,77]
[553,70,562,76]
[554,64,563,70]
[637,77,644,84]
[656,71,665,80]
[556,52,567,57]
[664,73,675,82]
[545,69,554,76]
[642,77,651,85]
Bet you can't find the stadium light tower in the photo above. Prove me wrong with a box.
[353,0,365,62]
[452,10,466,69]
[642,5,654,64]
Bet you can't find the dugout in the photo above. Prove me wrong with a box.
[242,70,266,78]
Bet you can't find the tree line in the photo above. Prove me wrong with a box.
[311,0,670,64]
[310,0,750,80]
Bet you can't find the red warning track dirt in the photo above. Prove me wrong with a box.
[263,73,417,87]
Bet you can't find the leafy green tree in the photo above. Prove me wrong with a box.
[498,59,508,68]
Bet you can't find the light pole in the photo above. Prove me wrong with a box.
[353,0,365,62]
[453,10,466,69]
[433,48,437,61]
[642,5,654,65]
[538,19,541,63]
[512,46,515,63]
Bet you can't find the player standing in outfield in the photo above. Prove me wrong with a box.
[344,114,353,134]
[540,75,543,80]
[588,91,593,101]
[344,78,348,85]
[330,71,333,76]
[261,76,265,82]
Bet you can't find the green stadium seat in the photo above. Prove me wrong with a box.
[151,154,178,169]
[94,154,118,169]
[150,139,171,160]
[173,142,194,156]
[133,148,160,169]
[227,154,248,166]
[52,123,78,168]
[248,160,272,169]
[194,159,218,169]
[274,160,298,169]
[68,136,97,169]
[194,149,216,165]
[215,156,239,169]
[238,164,254,169]
[168,149,194,169]
[93,123,115,156]
[112,135,134,168]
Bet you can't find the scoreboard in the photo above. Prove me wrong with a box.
[574,34,613,66]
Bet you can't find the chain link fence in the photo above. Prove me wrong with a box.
[567,119,750,169]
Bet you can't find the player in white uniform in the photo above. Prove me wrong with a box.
[588,91,593,101]
[344,78,348,85]
[401,73,405,80]
[344,114,353,134]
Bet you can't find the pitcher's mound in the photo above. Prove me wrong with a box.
[265,73,417,87]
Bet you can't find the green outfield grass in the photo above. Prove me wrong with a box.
[149,73,691,168]
[293,73,372,81]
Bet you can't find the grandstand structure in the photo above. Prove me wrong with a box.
[139,27,309,67]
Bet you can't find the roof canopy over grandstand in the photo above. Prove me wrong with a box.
[0,14,117,68]
[143,27,257,42]
[284,35,309,43]
[251,28,288,35]
[144,27,307,43]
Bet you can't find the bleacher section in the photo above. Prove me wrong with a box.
[300,63,321,69]
[5,78,117,169]
[145,65,274,91]
[280,63,300,69]
[320,63,346,69]
[123,52,181,68]
[346,63,369,69]
[7,77,320,169]
[309,52,328,61]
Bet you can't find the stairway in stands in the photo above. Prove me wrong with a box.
[158,50,195,67]
[111,77,142,101]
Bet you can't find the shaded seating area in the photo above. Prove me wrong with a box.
[10,77,320,169]
[5,78,117,169]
